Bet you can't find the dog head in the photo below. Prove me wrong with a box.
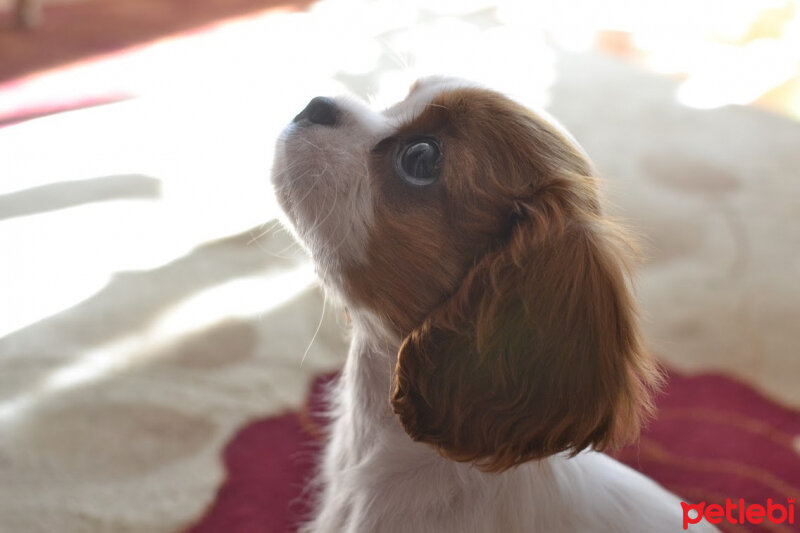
[272,77,661,471]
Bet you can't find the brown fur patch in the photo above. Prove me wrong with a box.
[343,88,662,470]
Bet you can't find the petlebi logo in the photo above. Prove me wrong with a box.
[682,498,796,529]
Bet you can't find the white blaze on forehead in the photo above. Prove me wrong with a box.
[383,75,591,161]
[334,94,394,138]
[383,76,482,124]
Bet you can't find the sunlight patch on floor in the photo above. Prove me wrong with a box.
[0,263,316,424]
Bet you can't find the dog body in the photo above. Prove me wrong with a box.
[272,77,717,532]
[310,315,692,533]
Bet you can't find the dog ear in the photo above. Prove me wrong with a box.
[390,178,662,472]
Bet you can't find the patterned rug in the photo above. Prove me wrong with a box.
[187,370,800,533]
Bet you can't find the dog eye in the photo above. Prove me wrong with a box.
[395,138,440,186]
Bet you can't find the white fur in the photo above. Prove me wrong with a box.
[301,311,716,532]
[271,94,390,286]
[272,79,719,533]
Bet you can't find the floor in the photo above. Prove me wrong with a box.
[1,0,798,121]
[0,0,310,81]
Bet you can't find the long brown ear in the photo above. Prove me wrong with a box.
[390,177,663,472]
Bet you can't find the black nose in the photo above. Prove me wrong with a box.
[293,96,338,126]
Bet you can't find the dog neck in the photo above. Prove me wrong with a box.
[318,309,562,531]
[341,309,401,425]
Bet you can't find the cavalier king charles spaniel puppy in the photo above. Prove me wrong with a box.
[271,77,718,533]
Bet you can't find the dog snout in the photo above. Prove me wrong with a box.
[293,96,338,126]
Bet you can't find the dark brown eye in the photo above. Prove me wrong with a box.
[395,138,441,186]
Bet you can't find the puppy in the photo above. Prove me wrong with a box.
[271,77,718,532]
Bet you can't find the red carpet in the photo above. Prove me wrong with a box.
[185,376,333,533]
[186,370,800,533]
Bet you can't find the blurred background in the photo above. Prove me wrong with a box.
[1,1,798,532]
